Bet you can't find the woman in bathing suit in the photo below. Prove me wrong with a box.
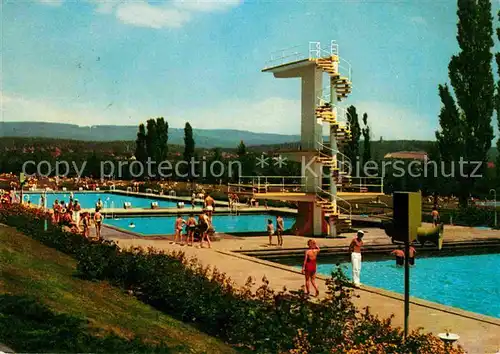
[302,239,320,296]
[94,210,103,240]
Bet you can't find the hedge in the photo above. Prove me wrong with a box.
[0,204,464,353]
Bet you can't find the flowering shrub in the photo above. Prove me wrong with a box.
[0,205,465,353]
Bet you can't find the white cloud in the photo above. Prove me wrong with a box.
[92,0,241,29]
[172,0,242,13]
[115,2,191,29]
[352,100,436,140]
[37,0,64,6]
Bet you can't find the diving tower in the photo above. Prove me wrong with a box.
[228,41,384,236]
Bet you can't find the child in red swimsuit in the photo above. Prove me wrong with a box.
[302,239,320,296]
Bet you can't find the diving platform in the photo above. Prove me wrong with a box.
[230,40,379,236]
[250,192,383,202]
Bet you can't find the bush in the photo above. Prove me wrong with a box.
[0,205,465,353]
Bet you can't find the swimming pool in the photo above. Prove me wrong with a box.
[310,253,500,318]
[23,192,178,209]
[105,214,296,235]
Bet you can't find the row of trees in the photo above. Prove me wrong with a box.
[436,1,500,205]
[345,106,372,176]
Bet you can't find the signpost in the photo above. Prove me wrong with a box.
[43,190,48,231]
[391,191,422,339]
[19,173,26,204]
[490,189,497,228]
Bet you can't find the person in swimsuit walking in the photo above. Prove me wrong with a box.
[94,209,103,240]
[302,239,320,297]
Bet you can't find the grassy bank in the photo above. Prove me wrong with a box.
[0,225,236,353]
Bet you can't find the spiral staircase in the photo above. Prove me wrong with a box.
[311,50,354,231]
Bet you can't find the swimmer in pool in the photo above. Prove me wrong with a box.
[129,222,135,228]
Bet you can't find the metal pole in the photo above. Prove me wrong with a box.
[404,239,410,339]
[490,189,497,227]
[43,191,48,231]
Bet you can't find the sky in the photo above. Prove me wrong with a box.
[1,0,500,140]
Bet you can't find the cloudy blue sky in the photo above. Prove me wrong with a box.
[1,0,499,140]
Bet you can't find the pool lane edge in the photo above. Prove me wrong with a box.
[216,249,500,327]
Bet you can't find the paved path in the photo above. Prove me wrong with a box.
[102,225,500,353]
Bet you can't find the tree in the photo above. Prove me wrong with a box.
[184,122,195,179]
[134,124,147,164]
[437,0,495,205]
[155,117,168,162]
[495,10,500,180]
[344,105,361,176]
[134,124,148,179]
[145,119,158,161]
[237,140,246,157]
[361,113,371,168]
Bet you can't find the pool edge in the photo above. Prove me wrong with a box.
[216,249,500,327]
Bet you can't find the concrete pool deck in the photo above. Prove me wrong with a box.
[101,224,500,353]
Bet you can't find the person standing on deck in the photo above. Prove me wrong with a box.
[204,194,215,221]
[276,215,284,247]
[349,230,364,287]
[431,207,440,226]
[198,211,211,248]
[93,209,103,240]
[302,239,320,297]
[186,214,197,246]
[173,214,185,244]
[267,219,274,246]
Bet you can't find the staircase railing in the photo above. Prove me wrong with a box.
[228,175,308,194]
[315,186,352,218]
[264,44,307,69]
[316,142,352,173]
[338,176,384,193]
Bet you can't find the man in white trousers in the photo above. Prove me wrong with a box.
[349,230,364,287]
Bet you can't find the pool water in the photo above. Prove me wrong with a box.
[105,214,296,235]
[312,253,500,318]
[24,192,177,209]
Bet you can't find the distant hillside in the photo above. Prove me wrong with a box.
[0,121,497,159]
[0,122,300,148]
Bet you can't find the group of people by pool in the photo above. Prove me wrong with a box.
[302,230,418,294]
[172,211,213,248]
[47,195,104,240]
[267,216,285,246]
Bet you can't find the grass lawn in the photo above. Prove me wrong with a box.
[0,224,237,353]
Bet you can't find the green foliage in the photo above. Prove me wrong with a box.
[0,205,464,354]
[155,117,169,162]
[0,295,173,353]
[134,124,148,165]
[344,105,361,175]
[496,10,500,181]
[361,112,371,168]
[437,0,495,205]
[146,119,158,161]
[237,140,246,157]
